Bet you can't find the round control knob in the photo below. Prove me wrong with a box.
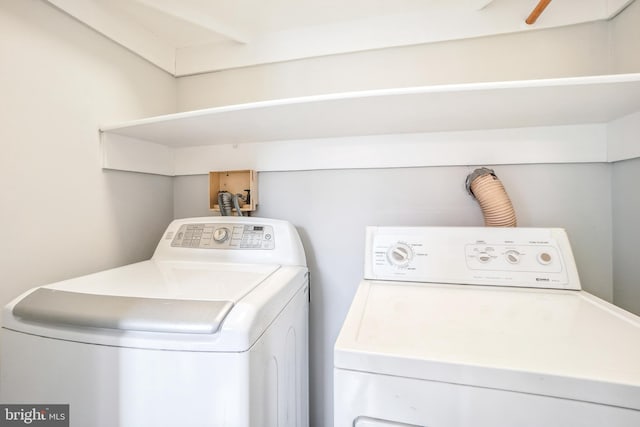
[505,249,521,264]
[477,252,492,263]
[213,227,230,243]
[387,243,413,267]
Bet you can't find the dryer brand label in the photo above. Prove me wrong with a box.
[0,405,68,426]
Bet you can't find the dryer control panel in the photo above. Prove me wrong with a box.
[171,223,274,250]
[365,226,581,290]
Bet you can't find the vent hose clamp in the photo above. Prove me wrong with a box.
[465,167,517,227]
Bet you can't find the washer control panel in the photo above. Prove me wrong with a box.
[171,223,274,250]
[366,227,580,290]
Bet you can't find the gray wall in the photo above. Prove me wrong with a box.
[612,158,640,315]
[610,0,640,316]
[174,163,613,427]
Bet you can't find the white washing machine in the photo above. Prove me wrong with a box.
[1,217,309,427]
[335,226,640,427]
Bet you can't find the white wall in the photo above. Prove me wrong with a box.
[611,0,640,72]
[0,0,176,308]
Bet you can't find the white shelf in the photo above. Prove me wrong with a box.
[100,73,640,175]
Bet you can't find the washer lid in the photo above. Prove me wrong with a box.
[9,260,280,335]
[334,280,640,411]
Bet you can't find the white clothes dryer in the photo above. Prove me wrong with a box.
[1,217,309,427]
[334,226,640,427]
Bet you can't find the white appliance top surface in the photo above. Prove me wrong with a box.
[7,261,280,336]
[335,279,640,410]
[44,260,279,302]
[4,260,308,351]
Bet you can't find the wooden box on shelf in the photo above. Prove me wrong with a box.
[209,170,257,214]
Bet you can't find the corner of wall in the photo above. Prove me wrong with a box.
[609,0,640,73]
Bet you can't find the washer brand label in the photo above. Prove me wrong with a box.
[0,405,68,426]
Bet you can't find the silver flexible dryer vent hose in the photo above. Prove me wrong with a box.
[465,167,517,227]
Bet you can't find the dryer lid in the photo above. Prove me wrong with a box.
[10,260,280,335]
[334,280,640,411]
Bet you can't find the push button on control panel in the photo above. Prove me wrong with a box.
[537,252,553,265]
